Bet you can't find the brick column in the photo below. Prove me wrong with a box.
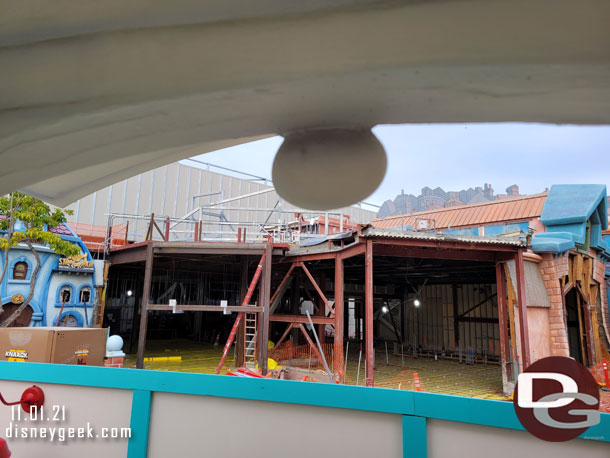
[538,253,570,356]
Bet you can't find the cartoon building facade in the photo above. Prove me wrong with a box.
[0,222,102,327]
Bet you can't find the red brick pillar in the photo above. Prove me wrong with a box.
[538,253,570,356]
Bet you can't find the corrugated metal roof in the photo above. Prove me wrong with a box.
[361,227,524,246]
[372,193,547,229]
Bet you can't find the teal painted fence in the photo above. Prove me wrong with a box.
[0,361,607,457]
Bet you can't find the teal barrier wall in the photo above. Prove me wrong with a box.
[0,361,607,457]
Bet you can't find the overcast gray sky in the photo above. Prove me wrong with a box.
[183,123,610,206]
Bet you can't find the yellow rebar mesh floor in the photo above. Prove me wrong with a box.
[124,339,234,373]
[343,353,506,400]
[125,339,507,399]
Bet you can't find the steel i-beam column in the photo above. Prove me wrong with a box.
[365,239,374,386]
[334,255,344,379]
[136,243,154,369]
[259,244,272,374]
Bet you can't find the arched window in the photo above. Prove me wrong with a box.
[13,262,28,280]
[57,314,79,327]
[79,287,91,304]
[59,285,72,303]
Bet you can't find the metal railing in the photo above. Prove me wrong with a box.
[102,205,355,253]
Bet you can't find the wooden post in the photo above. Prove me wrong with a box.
[136,244,154,369]
[365,239,374,386]
[334,255,344,379]
[496,263,511,390]
[235,257,248,367]
[514,250,531,369]
[259,244,272,374]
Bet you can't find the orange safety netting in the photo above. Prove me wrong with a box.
[270,341,335,368]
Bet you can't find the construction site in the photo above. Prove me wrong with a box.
[67,165,610,407]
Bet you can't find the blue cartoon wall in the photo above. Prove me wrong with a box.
[0,223,101,327]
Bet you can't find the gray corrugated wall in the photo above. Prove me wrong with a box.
[64,162,377,229]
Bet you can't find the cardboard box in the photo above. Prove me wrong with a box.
[0,327,108,366]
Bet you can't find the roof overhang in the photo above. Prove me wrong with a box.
[2,0,610,206]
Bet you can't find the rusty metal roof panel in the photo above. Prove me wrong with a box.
[361,227,524,246]
[373,193,547,230]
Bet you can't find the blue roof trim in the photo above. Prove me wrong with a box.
[540,184,607,227]
[530,236,575,253]
[533,184,610,257]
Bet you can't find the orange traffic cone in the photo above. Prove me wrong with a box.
[335,370,343,384]
[413,372,422,392]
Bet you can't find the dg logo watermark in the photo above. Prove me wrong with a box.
[514,356,600,442]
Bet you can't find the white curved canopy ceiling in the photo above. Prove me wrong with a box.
[1,0,609,206]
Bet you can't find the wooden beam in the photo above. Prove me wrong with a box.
[136,243,154,369]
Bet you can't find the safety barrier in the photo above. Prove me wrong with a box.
[0,361,607,457]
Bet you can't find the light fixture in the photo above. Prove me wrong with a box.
[413,299,421,307]
[381,305,389,314]
[126,290,133,297]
